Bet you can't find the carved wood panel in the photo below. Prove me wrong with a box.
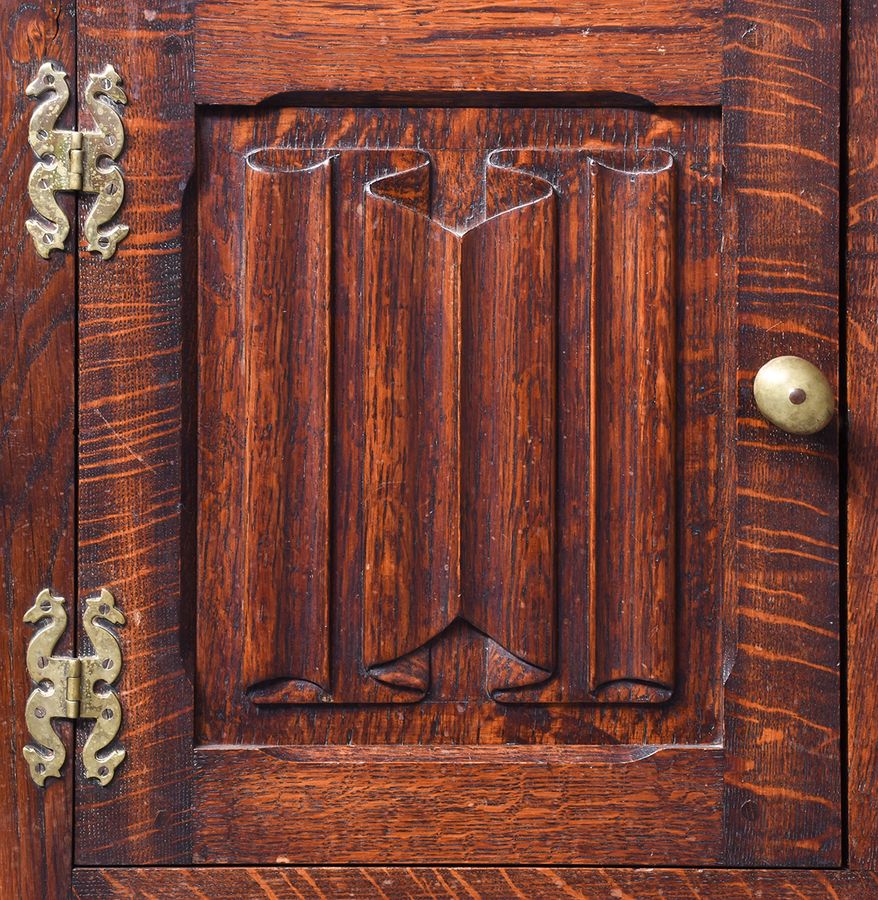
[197,108,724,746]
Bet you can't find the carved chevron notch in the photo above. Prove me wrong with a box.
[484,148,678,705]
[363,152,557,699]
[227,142,682,710]
[23,588,125,786]
[25,61,128,259]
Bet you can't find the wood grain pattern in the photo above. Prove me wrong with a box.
[366,154,560,696]
[847,0,878,869]
[250,141,676,705]
[64,0,847,873]
[0,2,76,896]
[195,0,723,106]
[363,153,460,692]
[461,162,557,697]
[723,0,842,866]
[72,867,878,900]
[197,108,724,746]
[588,154,676,703]
[74,0,195,866]
[194,745,723,865]
[242,151,331,702]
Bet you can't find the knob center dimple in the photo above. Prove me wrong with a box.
[753,356,834,435]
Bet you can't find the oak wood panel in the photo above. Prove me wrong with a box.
[723,0,842,866]
[194,745,724,865]
[460,165,556,696]
[197,108,725,747]
[194,0,723,106]
[847,0,878,869]
[63,0,847,873]
[74,0,195,865]
[363,153,460,692]
[242,151,331,700]
[589,154,676,702]
[0,2,76,896]
[72,868,878,900]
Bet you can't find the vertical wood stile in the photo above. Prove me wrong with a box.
[848,0,878,868]
[241,152,332,701]
[75,0,195,864]
[0,1,76,895]
[588,155,677,702]
[723,0,841,865]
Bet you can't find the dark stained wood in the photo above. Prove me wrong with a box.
[242,151,331,701]
[60,0,848,875]
[363,152,460,693]
[74,0,195,865]
[73,868,878,898]
[194,745,723,865]
[0,2,76,896]
[847,0,878,870]
[460,163,556,696]
[588,153,676,702]
[196,108,725,746]
[723,0,842,866]
[194,0,723,106]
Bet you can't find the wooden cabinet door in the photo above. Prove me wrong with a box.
[69,0,841,873]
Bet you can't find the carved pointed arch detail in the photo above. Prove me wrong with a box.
[228,142,680,708]
[363,153,557,698]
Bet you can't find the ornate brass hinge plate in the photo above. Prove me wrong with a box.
[23,588,125,786]
[26,61,129,259]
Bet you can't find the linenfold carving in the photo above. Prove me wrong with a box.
[363,152,557,699]
[238,146,677,707]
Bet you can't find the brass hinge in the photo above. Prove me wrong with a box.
[26,61,129,259]
[23,588,125,787]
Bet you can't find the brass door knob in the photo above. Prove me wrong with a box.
[753,356,834,435]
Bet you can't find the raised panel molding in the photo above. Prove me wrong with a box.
[197,108,723,747]
[363,152,464,695]
[588,154,677,702]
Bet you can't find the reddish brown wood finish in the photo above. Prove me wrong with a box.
[194,0,723,106]
[73,867,878,899]
[242,152,331,699]
[194,745,723,865]
[59,0,848,877]
[723,0,842,866]
[589,154,676,702]
[0,3,76,897]
[460,162,557,696]
[848,0,878,870]
[197,108,725,746]
[74,0,195,865]
[364,153,561,695]
[363,153,461,691]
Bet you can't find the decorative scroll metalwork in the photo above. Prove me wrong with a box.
[23,588,125,786]
[26,61,129,259]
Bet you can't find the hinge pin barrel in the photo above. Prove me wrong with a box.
[69,131,83,191]
[65,657,82,719]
